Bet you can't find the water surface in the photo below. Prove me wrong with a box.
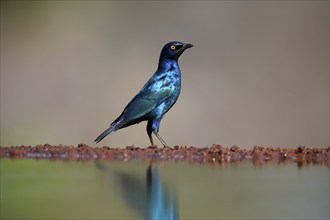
[1,159,329,219]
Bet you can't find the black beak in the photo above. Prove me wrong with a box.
[183,43,194,49]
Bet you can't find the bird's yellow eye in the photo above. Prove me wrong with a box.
[170,45,176,50]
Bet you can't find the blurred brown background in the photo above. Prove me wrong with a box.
[1,1,329,148]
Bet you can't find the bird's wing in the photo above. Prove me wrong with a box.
[121,86,174,121]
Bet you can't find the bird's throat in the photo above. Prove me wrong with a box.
[158,59,179,73]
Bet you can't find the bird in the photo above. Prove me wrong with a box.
[95,41,193,146]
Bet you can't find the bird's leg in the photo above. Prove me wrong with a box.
[148,120,168,147]
[149,135,154,146]
[153,131,168,147]
[146,120,154,146]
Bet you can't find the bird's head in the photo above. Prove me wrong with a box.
[160,41,193,61]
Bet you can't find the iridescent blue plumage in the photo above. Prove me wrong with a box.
[95,41,193,146]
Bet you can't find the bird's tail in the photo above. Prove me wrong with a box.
[94,119,122,143]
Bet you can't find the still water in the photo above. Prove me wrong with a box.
[1,159,329,219]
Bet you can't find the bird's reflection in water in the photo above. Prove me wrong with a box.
[95,162,178,220]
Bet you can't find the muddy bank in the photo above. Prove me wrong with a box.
[0,144,329,167]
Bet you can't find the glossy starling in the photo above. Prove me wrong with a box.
[95,41,193,146]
